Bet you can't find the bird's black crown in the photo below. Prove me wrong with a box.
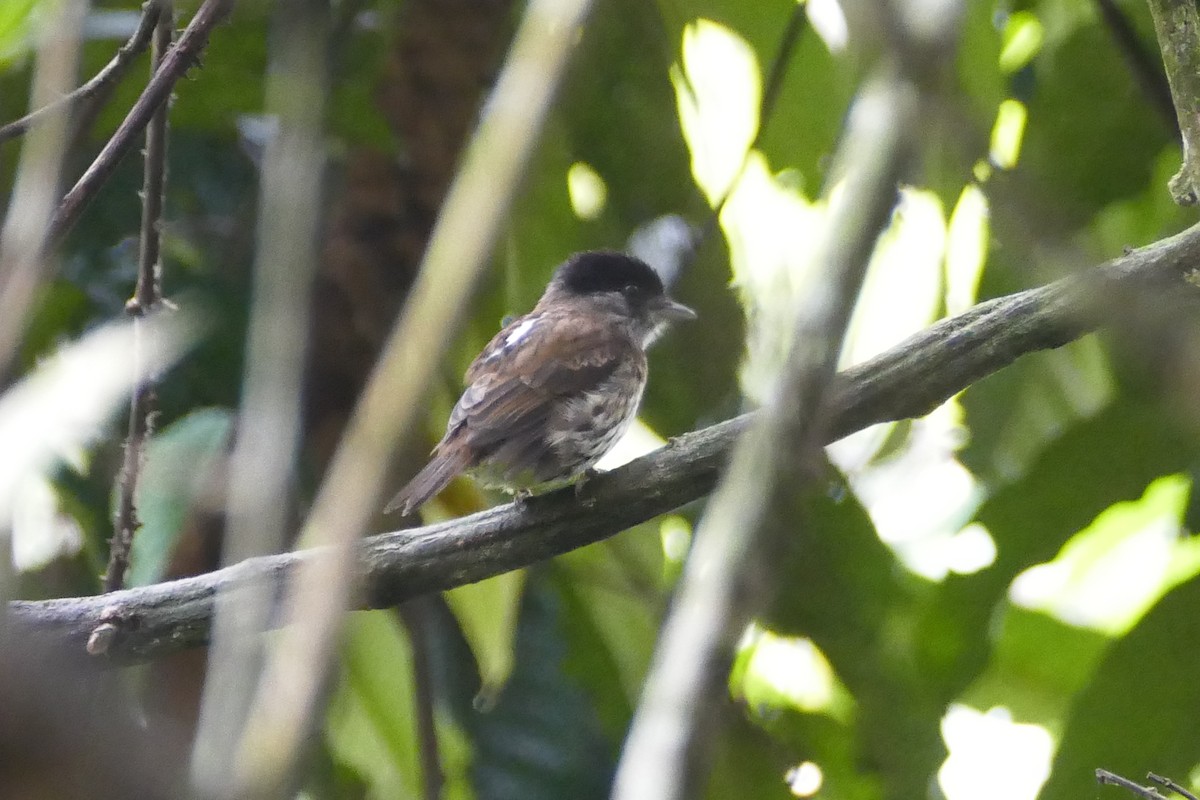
[554,250,665,298]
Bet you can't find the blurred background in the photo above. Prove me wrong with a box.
[2,0,1199,798]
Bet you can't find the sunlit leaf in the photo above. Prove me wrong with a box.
[444,570,526,697]
[464,579,613,800]
[325,610,422,800]
[0,0,38,67]
[917,397,1195,699]
[1039,576,1200,800]
[0,315,195,522]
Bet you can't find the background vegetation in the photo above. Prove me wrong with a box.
[1,0,1199,798]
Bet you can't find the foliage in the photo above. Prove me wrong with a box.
[2,0,1199,798]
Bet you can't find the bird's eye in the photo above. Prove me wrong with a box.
[621,284,638,296]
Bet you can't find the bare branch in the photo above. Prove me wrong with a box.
[1144,0,1200,204]
[105,1,175,595]
[0,1,162,144]
[9,220,1200,663]
[613,66,919,800]
[188,0,330,793]
[1098,769,1171,800]
[46,0,234,249]
[1149,773,1200,800]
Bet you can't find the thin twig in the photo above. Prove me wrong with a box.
[187,0,330,794]
[1098,769,1171,800]
[612,65,919,800]
[1149,773,1200,800]
[0,1,162,144]
[46,0,234,249]
[104,0,174,595]
[1144,0,1200,204]
[399,600,445,800]
[9,218,1200,662]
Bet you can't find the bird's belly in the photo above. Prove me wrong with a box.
[546,368,645,470]
[474,368,646,494]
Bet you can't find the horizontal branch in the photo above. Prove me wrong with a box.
[11,221,1200,663]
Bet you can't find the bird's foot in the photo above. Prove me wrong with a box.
[574,468,600,507]
[513,488,534,509]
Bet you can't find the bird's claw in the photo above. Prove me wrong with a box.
[574,468,599,507]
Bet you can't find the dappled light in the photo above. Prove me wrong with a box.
[3,0,1200,798]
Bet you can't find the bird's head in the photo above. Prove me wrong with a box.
[541,250,696,346]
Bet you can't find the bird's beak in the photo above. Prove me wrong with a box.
[653,297,697,322]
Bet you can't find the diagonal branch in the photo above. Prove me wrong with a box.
[45,0,234,249]
[9,219,1200,663]
[614,67,920,800]
[0,1,163,144]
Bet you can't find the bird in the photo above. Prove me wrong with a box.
[385,250,696,516]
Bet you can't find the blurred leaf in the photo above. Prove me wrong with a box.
[705,714,794,800]
[11,473,83,573]
[764,474,945,800]
[0,0,37,66]
[917,397,1195,700]
[732,629,875,800]
[660,0,855,187]
[125,408,233,587]
[444,570,527,696]
[325,610,422,800]
[553,523,667,742]
[1019,22,1171,231]
[464,578,612,800]
[1038,575,1200,800]
[960,335,1113,485]
[961,605,1110,731]
[19,279,92,374]
[328,20,394,149]
[0,316,196,521]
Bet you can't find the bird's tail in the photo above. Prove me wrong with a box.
[385,447,472,516]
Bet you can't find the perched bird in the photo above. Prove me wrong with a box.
[386,250,696,516]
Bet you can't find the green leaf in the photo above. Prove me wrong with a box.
[125,408,234,587]
[1019,21,1171,231]
[553,522,669,742]
[705,715,796,800]
[961,605,1110,732]
[1039,575,1200,800]
[0,0,38,67]
[464,578,613,800]
[443,569,526,696]
[324,610,422,800]
[764,475,946,800]
[917,397,1194,700]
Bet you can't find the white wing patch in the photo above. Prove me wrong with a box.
[481,315,541,364]
[504,317,538,347]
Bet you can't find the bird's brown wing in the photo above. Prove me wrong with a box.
[446,310,630,456]
[387,311,631,515]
